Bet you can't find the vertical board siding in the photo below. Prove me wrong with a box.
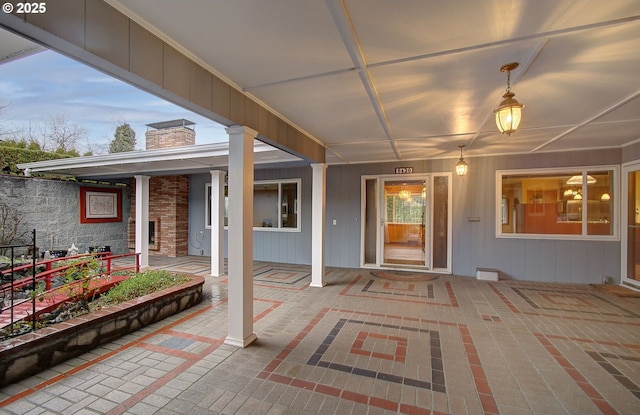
[186,147,625,284]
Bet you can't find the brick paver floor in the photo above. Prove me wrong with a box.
[1,257,639,414]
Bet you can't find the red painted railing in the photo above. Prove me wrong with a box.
[0,252,140,334]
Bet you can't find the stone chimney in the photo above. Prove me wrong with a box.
[145,119,195,150]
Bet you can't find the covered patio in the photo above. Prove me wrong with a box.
[0,257,639,414]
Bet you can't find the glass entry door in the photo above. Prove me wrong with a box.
[362,174,451,272]
[623,164,640,288]
[382,178,427,267]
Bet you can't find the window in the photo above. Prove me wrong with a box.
[206,179,300,231]
[205,184,228,228]
[497,168,617,239]
[386,194,424,223]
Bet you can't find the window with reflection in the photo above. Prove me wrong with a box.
[498,168,616,238]
[206,179,300,231]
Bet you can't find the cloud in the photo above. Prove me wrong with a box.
[82,76,122,84]
[0,49,228,153]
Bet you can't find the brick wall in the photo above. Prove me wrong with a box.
[129,176,189,257]
[128,123,196,257]
[145,126,195,150]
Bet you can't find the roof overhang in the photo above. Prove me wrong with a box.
[17,141,303,180]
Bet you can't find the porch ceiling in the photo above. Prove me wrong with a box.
[2,1,640,168]
[104,0,640,164]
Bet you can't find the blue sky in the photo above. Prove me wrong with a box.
[0,49,229,154]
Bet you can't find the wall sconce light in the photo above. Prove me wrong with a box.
[601,192,611,201]
[494,62,524,135]
[455,144,468,176]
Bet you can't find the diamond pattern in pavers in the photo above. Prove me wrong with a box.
[307,318,443,391]
[511,286,640,318]
[253,267,311,289]
[340,273,459,307]
[361,278,435,299]
[586,350,640,400]
[257,308,492,414]
[535,333,640,408]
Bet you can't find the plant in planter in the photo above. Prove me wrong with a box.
[30,256,102,311]
[3,267,192,342]
[0,271,204,387]
[60,256,102,311]
[91,270,190,308]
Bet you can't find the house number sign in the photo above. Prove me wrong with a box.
[394,167,413,174]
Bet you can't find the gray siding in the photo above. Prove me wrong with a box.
[187,174,212,256]
[188,147,628,285]
[188,168,312,264]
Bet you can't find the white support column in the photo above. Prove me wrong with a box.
[210,170,226,277]
[224,126,257,348]
[134,175,150,270]
[310,163,327,287]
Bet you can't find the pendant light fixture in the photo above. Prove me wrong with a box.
[566,175,597,185]
[398,184,412,200]
[455,144,468,176]
[494,62,524,135]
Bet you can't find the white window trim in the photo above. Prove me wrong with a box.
[621,160,640,288]
[496,166,619,241]
[206,178,301,232]
[359,172,452,274]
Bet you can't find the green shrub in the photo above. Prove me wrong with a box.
[0,146,74,175]
[95,270,189,307]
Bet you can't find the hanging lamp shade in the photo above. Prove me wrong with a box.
[455,144,468,176]
[494,63,524,135]
[566,175,597,185]
[494,91,524,135]
[456,159,468,176]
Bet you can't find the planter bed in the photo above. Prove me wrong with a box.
[0,275,204,387]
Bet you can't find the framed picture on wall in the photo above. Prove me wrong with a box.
[80,187,123,223]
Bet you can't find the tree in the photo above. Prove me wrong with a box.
[42,114,87,153]
[1,104,88,155]
[109,123,136,153]
[12,114,87,153]
[0,204,29,256]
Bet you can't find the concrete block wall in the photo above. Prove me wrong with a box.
[0,176,129,256]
